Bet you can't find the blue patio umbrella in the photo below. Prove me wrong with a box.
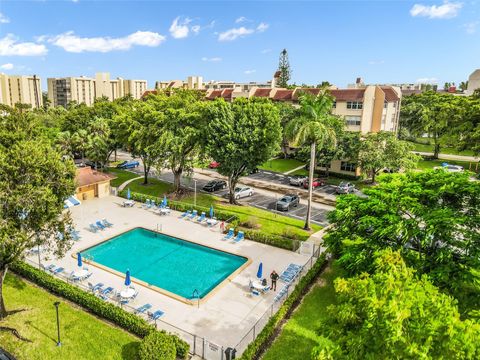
[127,188,131,200]
[162,195,167,207]
[209,205,214,218]
[125,270,131,286]
[77,253,83,268]
[257,262,263,279]
[441,162,449,167]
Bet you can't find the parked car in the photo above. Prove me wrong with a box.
[209,161,220,169]
[303,178,326,189]
[433,164,464,172]
[336,181,356,194]
[289,175,307,186]
[276,194,300,211]
[234,186,254,199]
[202,179,227,192]
[116,160,140,169]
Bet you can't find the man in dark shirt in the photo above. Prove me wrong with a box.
[270,270,279,291]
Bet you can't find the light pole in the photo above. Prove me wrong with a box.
[54,301,61,346]
[193,179,197,208]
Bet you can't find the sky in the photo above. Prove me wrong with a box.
[0,0,479,90]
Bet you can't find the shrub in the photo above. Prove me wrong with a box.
[11,261,189,358]
[139,331,176,360]
[239,254,328,360]
[242,216,261,230]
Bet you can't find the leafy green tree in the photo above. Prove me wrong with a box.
[325,170,480,312]
[286,90,342,230]
[0,111,76,329]
[277,49,291,88]
[400,92,462,158]
[460,81,469,92]
[312,250,480,360]
[205,98,281,204]
[276,102,298,158]
[147,90,205,192]
[451,96,480,157]
[357,131,419,183]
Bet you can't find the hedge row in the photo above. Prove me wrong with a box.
[239,253,328,360]
[119,190,297,250]
[11,261,189,360]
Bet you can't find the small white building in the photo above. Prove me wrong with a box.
[465,69,480,95]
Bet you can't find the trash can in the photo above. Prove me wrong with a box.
[225,347,237,360]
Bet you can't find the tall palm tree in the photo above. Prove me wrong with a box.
[286,89,340,230]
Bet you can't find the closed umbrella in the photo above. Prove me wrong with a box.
[127,188,131,200]
[77,253,83,268]
[162,195,167,207]
[256,262,263,279]
[125,269,131,286]
[209,205,214,218]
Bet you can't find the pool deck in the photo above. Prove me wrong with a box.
[29,196,310,351]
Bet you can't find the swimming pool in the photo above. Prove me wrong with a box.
[81,228,248,301]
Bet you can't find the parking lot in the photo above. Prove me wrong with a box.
[128,168,332,226]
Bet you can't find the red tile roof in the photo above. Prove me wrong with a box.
[272,89,294,101]
[292,88,321,100]
[206,90,223,100]
[221,89,233,99]
[75,167,116,188]
[253,88,272,97]
[381,87,400,102]
[141,90,157,98]
[329,89,365,101]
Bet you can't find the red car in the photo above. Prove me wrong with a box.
[303,178,326,189]
[208,161,220,169]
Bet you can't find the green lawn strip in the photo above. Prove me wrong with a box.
[106,168,141,188]
[262,264,343,360]
[0,273,139,360]
[410,140,474,156]
[416,159,478,171]
[125,177,174,197]
[259,159,305,173]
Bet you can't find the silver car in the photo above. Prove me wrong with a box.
[289,175,307,186]
[234,186,254,199]
[336,182,356,194]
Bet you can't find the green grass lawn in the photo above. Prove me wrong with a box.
[262,264,343,360]
[410,140,474,156]
[260,159,305,174]
[0,274,139,360]
[106,168,141,188]
[124,177,174,197]
[416,159,479,171]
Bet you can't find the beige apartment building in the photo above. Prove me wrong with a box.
[206,84,401,178]
[48,72,148,107]
[155,76,204,90]
[0,73,43,109]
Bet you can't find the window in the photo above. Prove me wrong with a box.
[345,115,361,126]
[332,101,336,108]
[340,162,356,172]
[318,162,330,168]
[383,101,387,108]
[347,101,363,109]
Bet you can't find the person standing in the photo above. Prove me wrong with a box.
[270,270,279,291]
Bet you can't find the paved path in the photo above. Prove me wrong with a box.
[414,151,479,162]
[284,164,308,175]
[117,175,142,191]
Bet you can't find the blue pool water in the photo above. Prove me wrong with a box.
[81,228,247,299]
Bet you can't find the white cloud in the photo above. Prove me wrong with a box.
[368,60,385,65]
[235,16,249,23]
[218,22,269,41]
[416,77,439,83]
[261,48,272,54]
[410,1,463,19]
[0,63,14,70]
[169,17,192,39]
[462,21,479,33]
[191,25,201,34]
[46,31,165,53]
[244,69,256,74]
[0,34,48,56]
[201,57,222,62]
[0,12,10,23]
[256,23,269,32]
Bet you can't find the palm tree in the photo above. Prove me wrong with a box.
[286,89,340,230]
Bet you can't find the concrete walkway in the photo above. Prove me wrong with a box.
[117,175,142,191]
[284,164,307,175]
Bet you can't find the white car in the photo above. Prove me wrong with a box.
[234,186,254,199]
[434,164,464,172]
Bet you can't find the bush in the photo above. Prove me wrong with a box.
[242,230,296,251]
[239,254,328,360]
[139,331,176,360]
[11,261,189,358]
[242,216,261,230]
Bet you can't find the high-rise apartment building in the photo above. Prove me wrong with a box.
[0,73,43,109]
[48,72,148,107]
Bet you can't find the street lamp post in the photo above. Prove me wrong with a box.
[193,179,197,208]
[54,301,61,346]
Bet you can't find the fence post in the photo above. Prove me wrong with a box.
[202,338,205,359]
[221,346,224,360]
[193,335,196,354]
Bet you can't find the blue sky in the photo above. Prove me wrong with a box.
[0,0,479,89]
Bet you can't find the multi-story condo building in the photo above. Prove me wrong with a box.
[0,73,43,109]
[48,72,148,107]
[205,83,402,177]
[155,76,204,90]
